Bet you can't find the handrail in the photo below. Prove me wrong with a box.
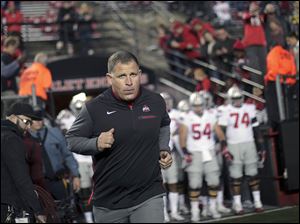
[165,48,265,90]
[276,75,286,121]
[159,77,192,96]
[163,54,266,103]
[108,2,135,31]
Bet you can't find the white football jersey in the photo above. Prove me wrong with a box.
[181,110,217,152]
[218,104,259,144]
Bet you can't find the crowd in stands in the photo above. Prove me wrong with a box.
[1,1,97,56]
[157,1,299,122]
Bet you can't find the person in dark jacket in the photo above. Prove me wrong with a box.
[23,131,48,190]
[1,102,46,223]
[1,36,24,95]
[66,51,173,223]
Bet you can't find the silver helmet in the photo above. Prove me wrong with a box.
[177,99,190,112]
[227,85,244,107]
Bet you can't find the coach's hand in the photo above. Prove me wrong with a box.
[97,128,115,151]
[159,150,172,169]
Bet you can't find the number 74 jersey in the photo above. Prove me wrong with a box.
[218,104,259,144]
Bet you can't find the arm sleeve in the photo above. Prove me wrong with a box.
[1,60,20,78]
[3,137,42,213]
[160,100,171,128]
[66,104,99,155]
[159,125,171,152]
[56,128,80,177]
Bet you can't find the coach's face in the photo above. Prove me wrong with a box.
[107,60,141,101]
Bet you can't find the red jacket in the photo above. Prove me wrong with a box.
[242,13,266,47]
[195,77,211,92]
[3,10,23,33]
[177,25,200,59]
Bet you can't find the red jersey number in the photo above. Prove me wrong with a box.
[230,112,250,128]
[192,123,211,140]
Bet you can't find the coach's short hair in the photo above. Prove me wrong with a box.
[107,51,139,73]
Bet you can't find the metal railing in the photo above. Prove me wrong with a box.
[163,48,266,103]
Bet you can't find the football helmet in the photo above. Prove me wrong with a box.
[227,85,244,107]
[177,99,190,113]
[189,92,205,115]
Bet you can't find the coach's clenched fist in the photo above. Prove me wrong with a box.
[97,128,115,151]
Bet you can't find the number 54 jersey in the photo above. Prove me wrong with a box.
[182,110,217,153]
[218,104,259,144]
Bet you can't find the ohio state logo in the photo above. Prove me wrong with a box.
[142,105,150,112]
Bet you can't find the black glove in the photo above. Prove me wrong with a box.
[182,147,192,163]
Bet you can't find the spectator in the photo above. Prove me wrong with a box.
[56,1,77,55]
[29,110,81,201]
[18,53,52,110]
[1,36,24,95]
[213,28,236,79]
[190,18,215,46]
[242,2,267,85]
[232,39,252,93]
[200,31,217,63]
[169,20,200,60]
[156,24,175,71]
[265,18,286,50]
[1,102,46,223]
[289,1,299,36]
[77,3,95,56]
[286,32,299,73]
[213,1,232,25]
[193,68,211,92]
[2,1,23,49]
[264,3,289,51]
[199,31,221,80]
[168,20,200,74]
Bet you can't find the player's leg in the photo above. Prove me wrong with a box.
[245,142,263,212]
[228,143,244,214]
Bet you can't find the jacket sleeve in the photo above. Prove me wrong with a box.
[159,125,171,152]
[66,104,99,155]
[159,96,171,152]
[1,59,20,78]
[54,127,80,177]
[3,136,42,213]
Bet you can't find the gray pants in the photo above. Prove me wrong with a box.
[93,195,164,223]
